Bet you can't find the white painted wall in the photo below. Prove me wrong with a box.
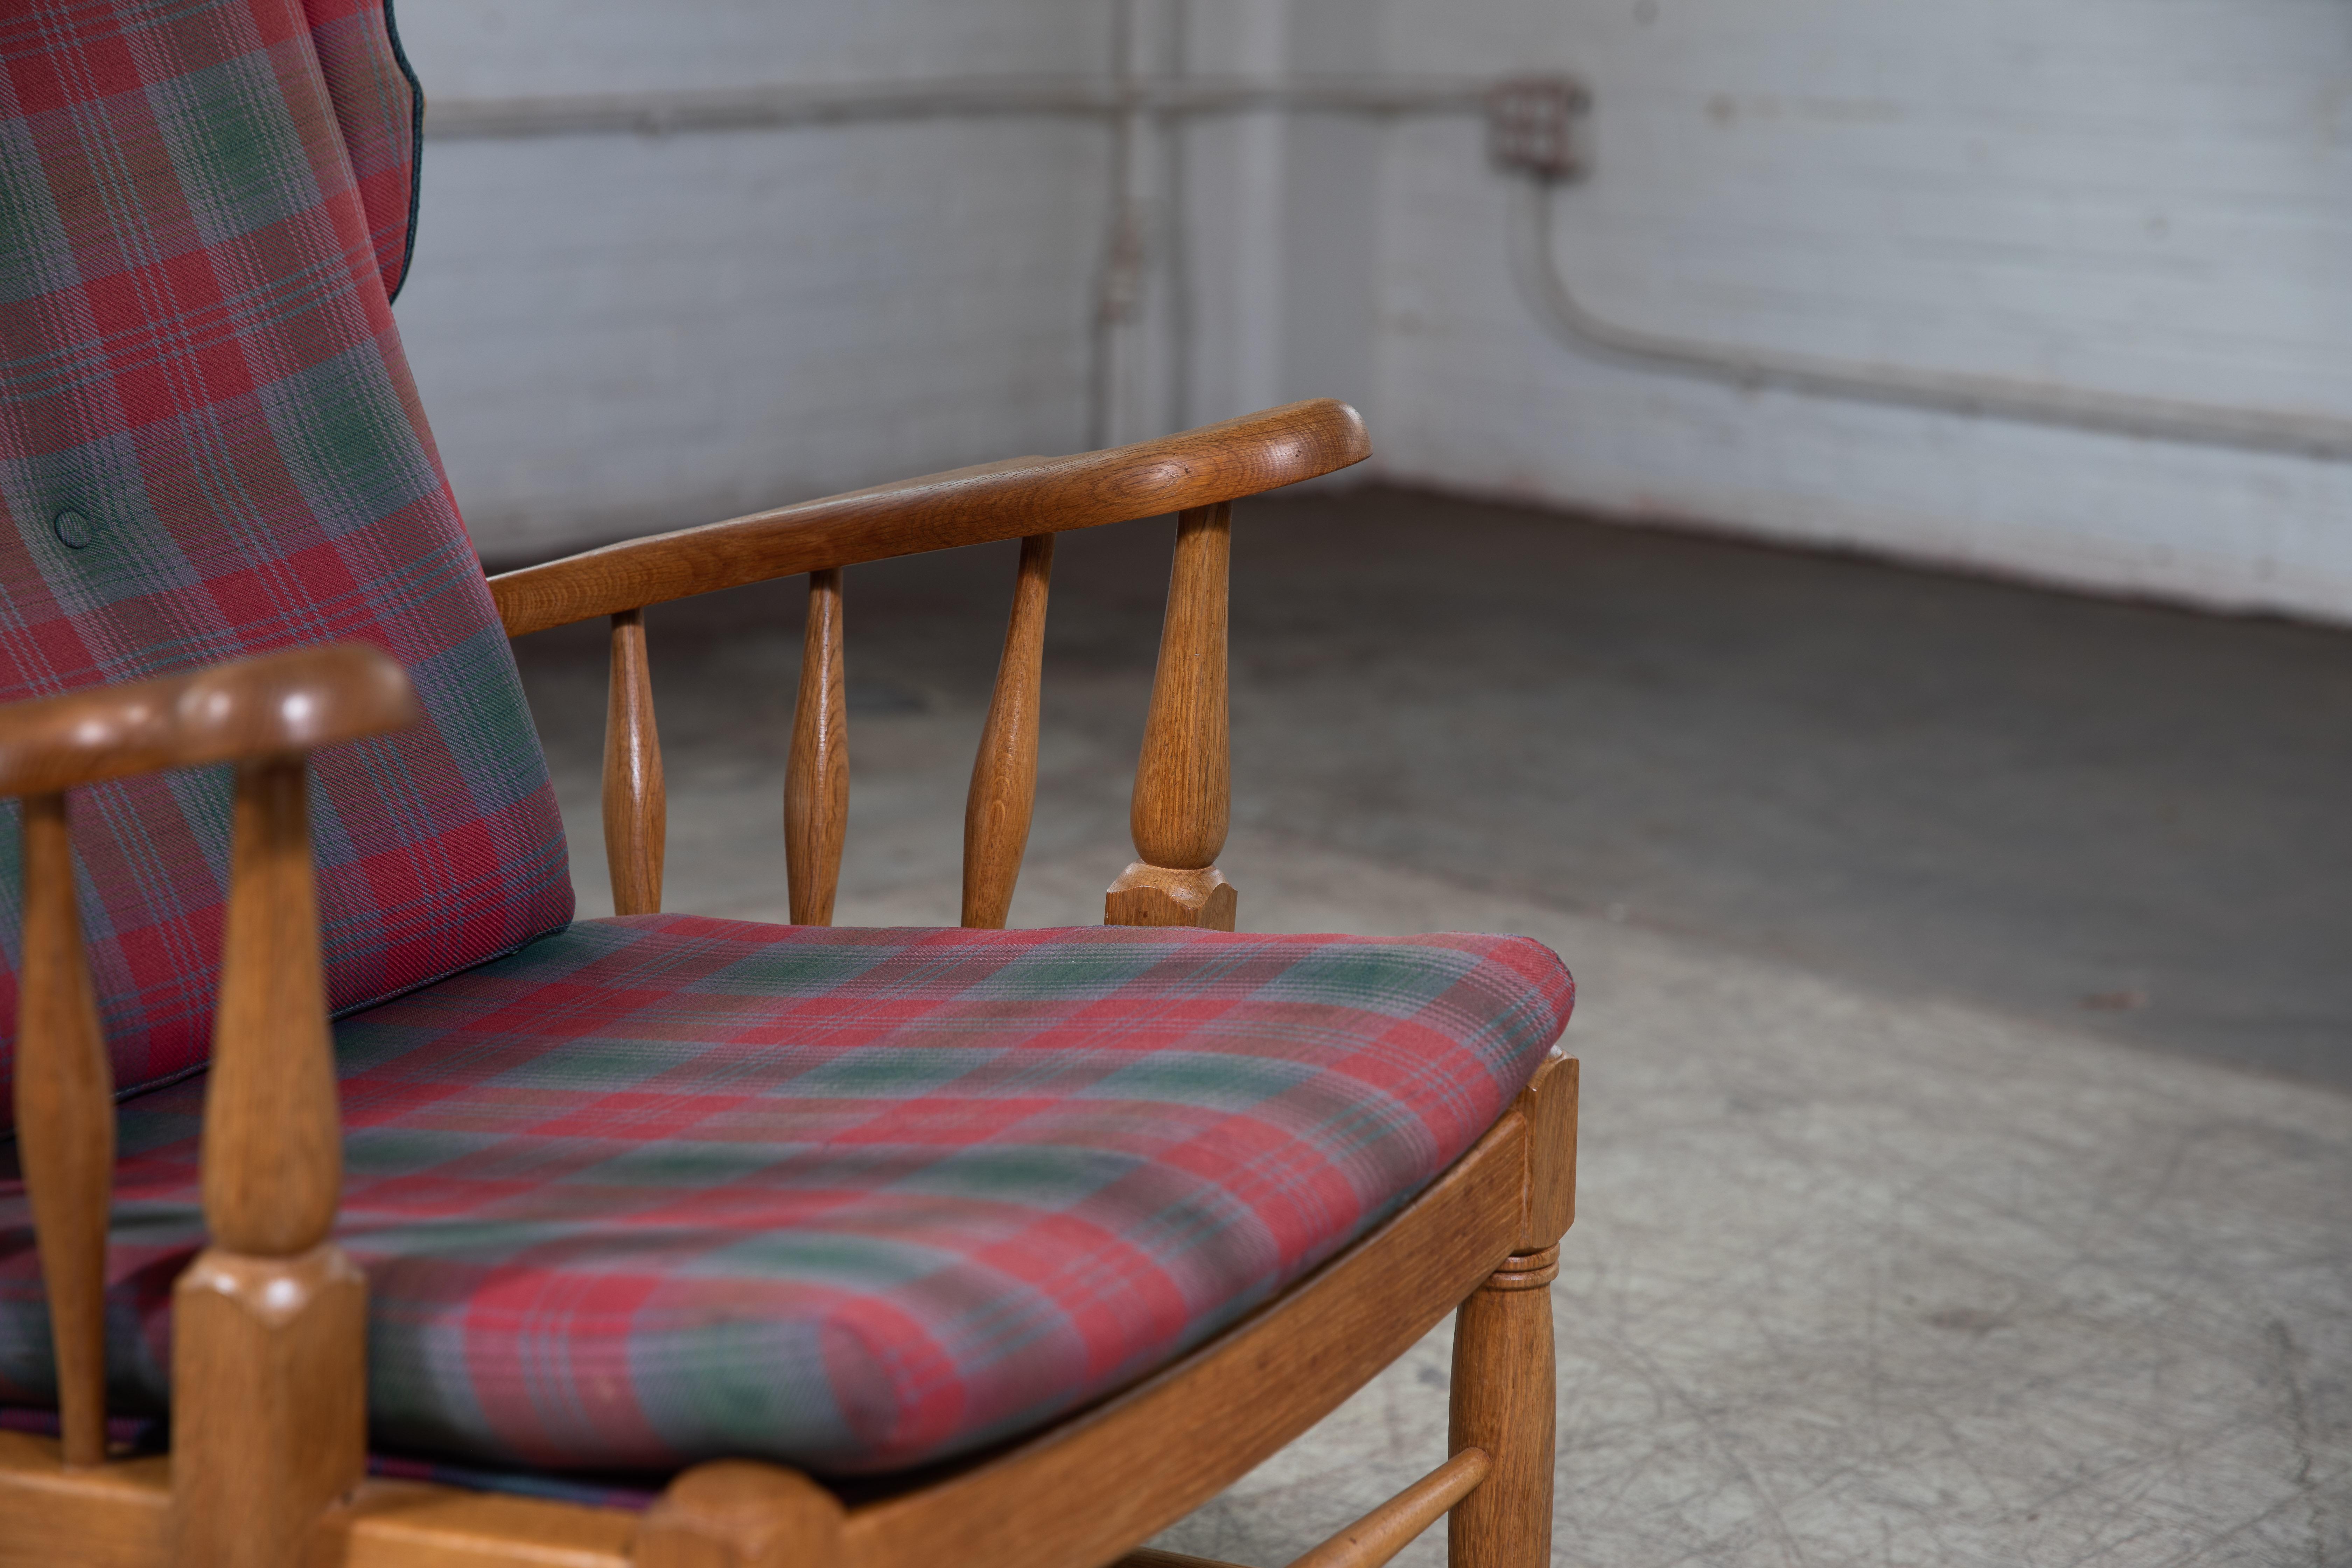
[1370,0,2352,620]
[390,0,2352,621]
[391,1,1115,560]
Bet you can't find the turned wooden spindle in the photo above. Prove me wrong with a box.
[1106,503,1236,930]
[603,608,666,915]
[786,568,849,925]
[172,760,367,1568]
[1447,1053,1577,1568]
[14,792,113,1469]
[963,534,1054,928]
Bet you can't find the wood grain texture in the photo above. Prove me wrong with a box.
[0,1433,169,1568]
[638,1462,844,1568]
[1283,1448,1491,1568]
[1129,504,1231,871]
[601,610,666,915]
[0,1442,645,1568]
[1513,1052,1578,1252]
[785,570,849,926]
[325,1480,639,1567]
[169,1245,367,1568]
[173,761,366,1564]
[841,1113,1528,1568]
[962,535,1054,929]
[0,643,419,798]
[0,1118,1533,1568]
[1445,1261,1557,1568]
[1101,862,1236,931]
[1444,1053,1574,1568]
[13,793,113,1468]
[489,401,1370,638]
[200,763,340,1257]
[1108,1552,1246,1568]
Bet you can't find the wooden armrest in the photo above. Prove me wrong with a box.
[7,642,416,1489]
[488,398,1370,636]
[0,644,421,798]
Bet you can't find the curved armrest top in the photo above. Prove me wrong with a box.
[0,643,422,798]
[489,398,1371,637]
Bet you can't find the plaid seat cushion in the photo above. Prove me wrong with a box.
[0,0,572,1129]
[0,917,1574,1476]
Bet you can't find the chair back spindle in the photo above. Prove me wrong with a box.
[1108,503,1237,929]
[962,535,1055,928]
[603,609,667,915]
[14,792,114,1469]
[787,569,850,924]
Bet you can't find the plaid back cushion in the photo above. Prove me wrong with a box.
[300,0,423,300]
[0,0,572,1130]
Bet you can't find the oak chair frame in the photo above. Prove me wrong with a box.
[0,399,1577,1568]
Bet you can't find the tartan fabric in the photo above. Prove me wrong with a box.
[0,0,572,1131]
[0,917,1575,1475]
[300,0,422,299]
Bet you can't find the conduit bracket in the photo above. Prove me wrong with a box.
[1485,77,1590,183]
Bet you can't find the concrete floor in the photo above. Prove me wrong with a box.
[507,487,2352,1567]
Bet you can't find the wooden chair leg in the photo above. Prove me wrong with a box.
[1449,1052,1575,1568]
[1446,1250,1557,1568]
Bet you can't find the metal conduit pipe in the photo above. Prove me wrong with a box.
[424,71,2352,463]
[1500,175,2352,463]
[419,75,1497,141]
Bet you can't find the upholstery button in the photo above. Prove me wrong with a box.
[53,509,93,549]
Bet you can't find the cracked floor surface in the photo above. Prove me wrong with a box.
[507,487,2352,1566]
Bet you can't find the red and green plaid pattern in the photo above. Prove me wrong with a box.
[0,0,570,1128]
[299,0,423,299]
[0,918,1574,1475]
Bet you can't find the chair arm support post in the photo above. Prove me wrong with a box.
[0,644,414,1548]
[199,763,342,1254]
[170,760,370,1566]
[1108,503,1236,930]
[603,609,667,915]
[964,534,1054,928]
[14,792,115,1470]
[786,570,849,925]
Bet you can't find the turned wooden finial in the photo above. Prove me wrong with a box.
[1108,503,1237,930]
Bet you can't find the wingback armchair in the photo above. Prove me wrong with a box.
[0,4,1578,1567]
